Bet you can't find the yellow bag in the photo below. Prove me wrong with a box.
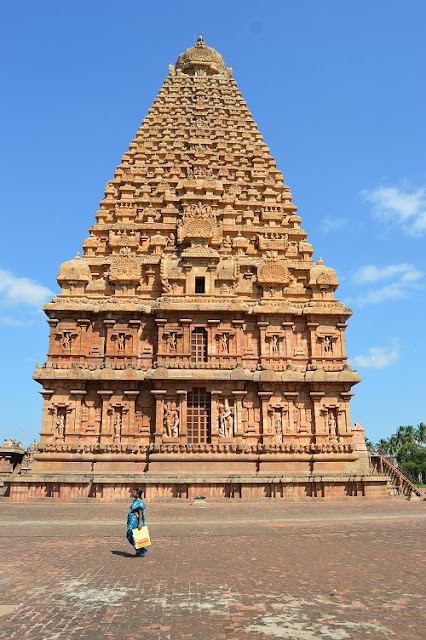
[132,526,151,549]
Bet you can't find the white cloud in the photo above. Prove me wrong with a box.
[320,216,348,234]
[351,339,400,369]
[361,184,426,236]
[0,268,53,308]
[0,316,33,327]
[349,263,422,306]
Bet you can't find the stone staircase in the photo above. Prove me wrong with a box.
[370,454,424,500]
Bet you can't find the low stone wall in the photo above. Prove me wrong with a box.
[6,473,390,502]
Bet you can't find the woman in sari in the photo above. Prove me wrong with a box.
[126,488,148,557]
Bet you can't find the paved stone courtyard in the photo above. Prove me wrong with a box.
[0,499,424,640]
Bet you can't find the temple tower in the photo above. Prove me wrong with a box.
[8,37,387,501]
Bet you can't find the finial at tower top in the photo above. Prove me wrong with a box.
[175,36,226,76]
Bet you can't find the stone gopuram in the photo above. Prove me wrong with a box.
[8,37,388,501]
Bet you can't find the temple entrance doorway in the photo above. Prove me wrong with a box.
[187,388,211,444]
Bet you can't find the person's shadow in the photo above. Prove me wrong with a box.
[111,550,134,557]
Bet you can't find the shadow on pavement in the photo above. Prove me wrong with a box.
[111,550,135,557]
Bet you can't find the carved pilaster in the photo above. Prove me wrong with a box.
[97,390,113,443]
[177,390,187,437]
[232,390,247,437]
[151,390,167,443]
[258,391,273,443]
[210,390,222,442]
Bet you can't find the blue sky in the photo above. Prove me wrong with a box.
[1,1,425,446]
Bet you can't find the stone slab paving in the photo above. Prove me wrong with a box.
[0,499,424,640]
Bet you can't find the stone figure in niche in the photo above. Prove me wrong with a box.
[56,415,65,439]
[270,335,279,354]
[113,415,122,438]
[167,233,176,247]
[62,333,71,350]
[219,399,234,438]
[328,412,337,438]
[163,401,180,437]
[117,334,125,351]
[221,333,229,354]
[324,336,333,353]
[275,417,283,444]
[168,333,177,351]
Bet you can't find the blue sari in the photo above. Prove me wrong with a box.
[126,498,147,556]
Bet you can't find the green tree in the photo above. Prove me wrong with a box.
[397,442,426,479]
[376,439,390,455]
[415,422,426,444]
[365,439,375,454]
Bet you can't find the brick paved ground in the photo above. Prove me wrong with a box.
[0,499,424,640]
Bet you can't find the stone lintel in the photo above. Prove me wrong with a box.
[47,319,59,327]
[310,392,325,399]
[155,318,167,325]
[39,390,55,397]
[77,318,91,325]
[70,389,87,396]
[151,390,167,396]
[207,319,220,325]
[97,390,114,396]
[124,391,140,396]
[179,318,192,324]
[103,320,115,326]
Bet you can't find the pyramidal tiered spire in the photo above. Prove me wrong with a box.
[56,35,337,310]
[8,39,385,503]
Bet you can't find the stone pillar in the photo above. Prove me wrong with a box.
[208,320,220,356]
[180,319,192,357]
[232,390,247,437]
[310,392,325,439]
[39,390,54,439]
[176,390,187,438]
[97,390,113,443]
[207,264,216,295]
[257,322,268,359]
[155,319,167,358]
[124,390,139,437]
[282,322,293,359]
[306,322,319,364]
[210,390,222,442]
[340,393,354,435]
[337,322,348,359]
[258,391,273,443]
[103,320,115,357]
[70,390,87,441]
[77,319,90,357]
[284,392,298,435]
[151,390,167,443]
[232,320,244,359]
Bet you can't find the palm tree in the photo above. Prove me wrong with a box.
[404,425,417,444]
[415,422,426,444]
[365,439,375,454]
[395,426,412,448]
[377,439,390,455]
[388,435,399,456]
